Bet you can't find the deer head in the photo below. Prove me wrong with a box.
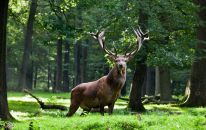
[91,27,149,73]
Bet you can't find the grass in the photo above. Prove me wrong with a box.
[1,91,206,130]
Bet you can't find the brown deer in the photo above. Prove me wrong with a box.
[66,27,149,117]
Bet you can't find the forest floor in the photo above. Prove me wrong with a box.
[1,91,206,130]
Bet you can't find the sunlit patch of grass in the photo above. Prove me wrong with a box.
[6,92,206,130]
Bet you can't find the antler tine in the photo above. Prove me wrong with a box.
[124,42,132,56]
[125,26,149,57]
[90,30,116,57]
[113,44,118,57]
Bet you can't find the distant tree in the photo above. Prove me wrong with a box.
[74,42,82,86]
[159,67,172,102]
[183,0,206,106]
[55,38,63,92]
[18,0,38,90]
[0,0,13,120]
[62,40,70,92]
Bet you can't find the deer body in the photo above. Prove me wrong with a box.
[66,27,149,117]
[67,64,126,116]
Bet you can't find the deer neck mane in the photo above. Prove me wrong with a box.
[106,65,126,88]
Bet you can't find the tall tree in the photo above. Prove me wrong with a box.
[128,63,146,112]
[55,38,63,92]
[128,8,148,112]
[159,67,172,102]
[63,40,70,92]
[0,0,13,120]
[183,0,206,106]
[74,42,82,86]
[81,41,88,82]
[18,0,37,90]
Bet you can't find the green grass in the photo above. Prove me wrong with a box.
[3,91,206,130]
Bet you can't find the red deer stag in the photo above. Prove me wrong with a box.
[66,27,149,117]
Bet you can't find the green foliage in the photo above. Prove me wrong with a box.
[6,0,199,94]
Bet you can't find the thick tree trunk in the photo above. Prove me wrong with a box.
[145,67,155,96]
[128,7,148,112]
[63,41,70,92]
[183,0,206,106]
[155,67,160,95]
[159,67,172,102]
[81,42,88,82]
[74,42,82,86]
[26,61,33,90]
[18,0,37,90]
[55,38,63,92]
[128,63,146,112]
[0,0,14,120]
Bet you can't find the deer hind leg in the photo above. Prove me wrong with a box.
[66,100,80,117]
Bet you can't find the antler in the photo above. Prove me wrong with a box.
[90,31,117,57]
[125,27,149,57]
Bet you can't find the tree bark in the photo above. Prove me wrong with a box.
[63,40,70,92]
[47,63,51,90]
[18,0,37,90]
[0,0,14,120]
[55,38,63,92]
[182,0,206,106]
[155,67,160,95]
[26,60,33,90]
[81,42,88,82]
[145,67,155,96]
[33,66,38,89]
[74,42,82,86]
[128,6,148,112]
[159,67,172,102]
[128,63,146,112]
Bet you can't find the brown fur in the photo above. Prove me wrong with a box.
[66,62,126,117]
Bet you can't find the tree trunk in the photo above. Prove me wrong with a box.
[63,40,70,92]
[155,67,160,95]
[26,60,33,90]
[128,7,148,112]
[18,0,37,90]
[0,0,14,120]
[47,63,51,90]
[128,63,146,112]
[159,67,172,102]
[74,42,82,86]
[81,42,88,82]
[33,66,38,89]
[55,38,63,92]
[52,67,56,93]
[145,67,155,96]
[183,0,206,106]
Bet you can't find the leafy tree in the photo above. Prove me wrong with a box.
[182,0,206,106]
[0,0,13,120]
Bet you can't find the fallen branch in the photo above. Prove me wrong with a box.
[23,89,68,111]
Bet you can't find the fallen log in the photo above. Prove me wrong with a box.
[23,89,68,111]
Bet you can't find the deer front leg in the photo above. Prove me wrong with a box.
[108,103,115,115]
